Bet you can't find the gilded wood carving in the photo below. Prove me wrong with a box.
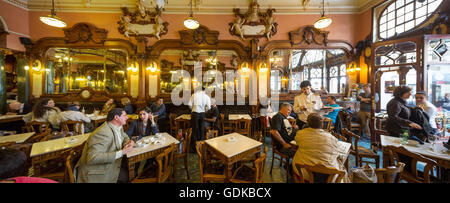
[179,25,219,46]
[63,23,108,44]
[289,25,329,46]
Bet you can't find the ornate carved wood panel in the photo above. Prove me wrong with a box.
[289,25,329,46]
[63,23,108,44]
[179,25,219,46]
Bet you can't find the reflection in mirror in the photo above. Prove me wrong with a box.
[45,48,128,94]
[269,49,347,94]
[159,49,238,94]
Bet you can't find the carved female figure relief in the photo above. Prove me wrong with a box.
[247,1,261,23]
[231,14,246,40]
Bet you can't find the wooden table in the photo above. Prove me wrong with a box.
[380,135,450,169]
[204,133,262,182]
[87,114,107,128]
[0,132,35,144]
[228,114,252,121]
[0,114,24,124]
[30,133,91,176]
[175,114,191,130]
[126,132,180,180]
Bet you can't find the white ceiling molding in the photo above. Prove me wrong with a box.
[25,0,378,14]
[2,0,29,10]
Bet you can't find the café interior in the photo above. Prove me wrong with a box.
[0,0,449,183]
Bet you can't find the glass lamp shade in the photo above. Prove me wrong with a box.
[40,15,67,28]
[314,15,332,29]
[184,17,200,29]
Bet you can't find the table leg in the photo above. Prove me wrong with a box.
[128,161,135,181]
[226,161,233,183]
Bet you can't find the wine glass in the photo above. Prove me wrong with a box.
[428,134,437,152]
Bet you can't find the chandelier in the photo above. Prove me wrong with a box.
[40,0,67,28]
[314,0,332,29]
[184,0,199,29]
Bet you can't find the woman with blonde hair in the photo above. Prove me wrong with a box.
[121,97,134,114]
[101,98,116,115]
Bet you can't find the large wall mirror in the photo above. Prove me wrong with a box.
[159,49,239,94]
[269,49,348,95]
[44,48,129,95]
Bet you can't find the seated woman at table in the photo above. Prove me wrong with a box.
[386,86,422,137]
[58,102,93,133]
[292,113,350,183]
[126,107,159,141]
[23,98,61,130]
[121,97,134,115]
[324,96,340,124]
[0,148,58,183]
[101,98,116,115]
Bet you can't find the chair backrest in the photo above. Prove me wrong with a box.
[180,128,192,155]
[383,145,437,183]
[236,118,251,135]
[169,113,177,135]
[24,121,51,134]
[375,162,405,183]
[294,163,346,183]
[26,130,51,143]
[252,130,263,142]
[330,131,348,142]
[195,141,206,183]
[323,117,333,131]
[254,147,268,183]
[206,129,219,140]
[155,144,176,183]
[64,144,85,183]
[341,128,360,152]
[288,118,296,127]
[339,110,351,129]
[61,120,84,134]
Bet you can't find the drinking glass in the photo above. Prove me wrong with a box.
[428,135,437,152]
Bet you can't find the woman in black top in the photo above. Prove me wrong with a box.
[386,86,422,137]
[126,107,159,141]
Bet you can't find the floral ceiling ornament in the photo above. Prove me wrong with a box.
[229,0,278,40]
[117,0,169,39]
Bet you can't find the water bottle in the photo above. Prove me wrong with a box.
[82,107,85,114]
[401,130,409,145]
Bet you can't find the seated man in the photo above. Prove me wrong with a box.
[6,101,32,115]
[324,96,340,124]
[58,102,93,133]
[204,98,219,129]
[0,148,57,183]
[292,113,350,183]
[270,103,299,157]
[150,97,167,122]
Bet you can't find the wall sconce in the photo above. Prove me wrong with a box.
[128,62,138,73]
[146,61,159,73]
[270,51,283,64]
[259,62,268,72]
[24,66,30,70]
[31,60,42,72]
[241,62,250,72]
[205,51,217,66]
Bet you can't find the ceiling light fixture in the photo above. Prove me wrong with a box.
[314,0,332,29]
[184,0,199,29]
[40,0,67,28]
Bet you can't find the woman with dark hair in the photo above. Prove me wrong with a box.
[386,86,422,137]
[23,98,61,129]
[126,107,159,141]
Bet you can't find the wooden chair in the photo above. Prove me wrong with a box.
[236,118,251,136]
[269,133,291,183]
[330,131,348,142]
[61,120,84,135]
[169,113,177,137]
[375,162,405,183]
[288,118,296,127]
[323,117,333,131]
[206,129,219,140]
[294,163,346,183]
[174,128,192,181]
[220,113,233,135]
[342,128,380,168]
[384,145,437,183]
[23,121,51,134]
[196,141,226,183]
[341,111,361,135]
[260,116,270,142]
[64,144,85,183]
[34,148,74,182]
[132,144,176,183]
[230,147,268,183]
[26,130,51,143]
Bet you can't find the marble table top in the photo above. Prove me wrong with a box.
[0,132,35,144]
[30,133,91,157]
[228,114,252,120]
[86,114,107,121]
[0,114,24,120]
[380,135,450,161]
[204,133,262,158]
[127,132,180,158]
[176,114,191,120]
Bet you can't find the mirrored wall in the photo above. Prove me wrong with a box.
[44,48,128,94]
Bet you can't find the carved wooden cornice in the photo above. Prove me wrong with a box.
[179,25,219,46]
[63,23,108,44]
[289,25,329,46]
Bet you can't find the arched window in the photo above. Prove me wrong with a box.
[378,0,443,39]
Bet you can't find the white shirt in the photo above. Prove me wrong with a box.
[293,93,323,122]
[188,91,211,113]
[417,101,438,129]
[58,111,91,123]
[109,122,124,159]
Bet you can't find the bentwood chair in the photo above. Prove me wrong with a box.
[375,162,405,183]
[26,130,51,143]
[169,113,177,137]
[340,111,361,136]
[206,129,219,140]
[342,128,380,169]
[294,163,347,183]
[384,145,437,183]
[23,121,51,134]
[269,133,291,183]
[220,114,234,135]
[61,120,84,135]
[132,144,176,183]
[323,117,333,131]
[196,141,226,183]
[230,147,268,183]
[64,145,85,183]
[174,128,192,181]
[236,118,251,137]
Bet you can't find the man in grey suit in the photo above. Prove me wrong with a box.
[75,108,135,183]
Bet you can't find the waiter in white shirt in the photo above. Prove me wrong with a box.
[188,86,211,147]
[293,81,323,129]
